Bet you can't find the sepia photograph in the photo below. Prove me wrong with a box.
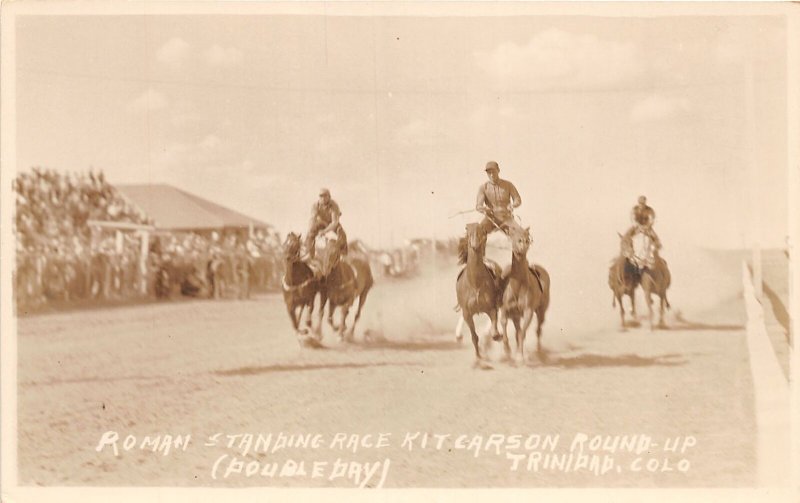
[1,1,798,502]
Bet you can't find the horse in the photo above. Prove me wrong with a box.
[626,230,672,330]
[609,232,642,329]
[455,223,503,369]
[498,226,550,363]
[318,233,374,342]
[280,232,322,341]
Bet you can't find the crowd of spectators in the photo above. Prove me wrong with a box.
[13,168,283,312]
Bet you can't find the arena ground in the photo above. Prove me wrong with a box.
[17,246,772,488]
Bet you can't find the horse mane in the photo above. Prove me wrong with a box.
[457,235,468,265]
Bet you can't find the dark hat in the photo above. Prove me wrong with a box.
[319,188,330,197]
[485,161,500,172]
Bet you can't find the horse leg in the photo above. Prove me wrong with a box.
[340,305,351,342]
[522,308,536,361]
[499,308,512,362]
[465,313,490,369]
[658,295,667,329]
[297,305,308,334]
[488,309,502,342]
[349,289,369,340]
[643,285,654,331]
[346,300,357,340]
[484,318,495,337]
[286,302,301,334]
[617,294,626,329]
[353,288,370,326]
[315,290,327,338]
[455,316,465,343]
[328,300,338,331]
[535,306,546,351]
[304,295,314,335]
[512,317,523,363]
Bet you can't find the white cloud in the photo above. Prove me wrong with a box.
[127,89,168,114]
[630,94,691,123]
[204,45,243,67]
[475,28,644,90]
[157,37,191,66]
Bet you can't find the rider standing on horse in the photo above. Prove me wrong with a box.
[625,195,662,250]
[475,161,525,237]
[303,188,348,259]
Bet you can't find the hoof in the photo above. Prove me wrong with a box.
[473,359,493,370]
[455,334,463,344]
[491,333,504,342]
[299,336,323,349]
[657,322,668,330]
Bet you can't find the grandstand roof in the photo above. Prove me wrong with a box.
[116,184,271,231]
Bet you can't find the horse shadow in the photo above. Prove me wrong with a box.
[333,331,463,352]
[523,350,689,369]
[661,311,743,332]
[213,361,417,377]
[619,310,743,332]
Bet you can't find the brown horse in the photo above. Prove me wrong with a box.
[624,231,672,330]
[455,223,503,369]
[318,234,374,342]
[281,232,322,341]
[609,232,641,330]
[498,226,550,363]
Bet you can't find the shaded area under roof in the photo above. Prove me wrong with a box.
[116,184,270,231]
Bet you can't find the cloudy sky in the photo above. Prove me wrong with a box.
[14,12,788,250]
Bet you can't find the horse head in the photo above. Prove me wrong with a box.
[465,223,487,255]
[283,232,302,260]
[510,226,532,258]
[319,232,344,276]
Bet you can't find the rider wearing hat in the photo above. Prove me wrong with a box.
[475,161,524,237]
[625,195,662,249]
[303,188,348,259]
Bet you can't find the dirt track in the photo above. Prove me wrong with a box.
[17,247,756,487]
